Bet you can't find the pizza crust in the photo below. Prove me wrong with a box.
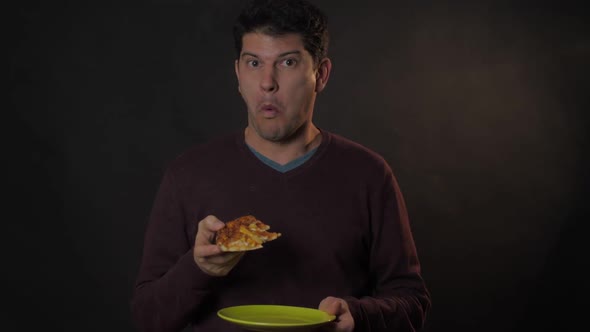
[216,215,281,252]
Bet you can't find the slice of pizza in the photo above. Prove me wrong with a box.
[216,215,281,252]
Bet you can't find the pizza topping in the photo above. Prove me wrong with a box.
[239,226,263,244]
[216,215,281,252]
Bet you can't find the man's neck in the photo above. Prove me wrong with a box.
[244,125,322,166]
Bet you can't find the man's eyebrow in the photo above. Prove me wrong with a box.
[278,50,301,57]
[240,50,302,59]
[240,52,259,59]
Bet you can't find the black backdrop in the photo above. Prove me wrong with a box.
[10,1,589,331]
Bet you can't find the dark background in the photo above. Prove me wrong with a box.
[9,0,589,331]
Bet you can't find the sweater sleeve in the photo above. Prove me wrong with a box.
[345,167,431,331]
[131,167,217,332]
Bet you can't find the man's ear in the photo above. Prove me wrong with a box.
[315,58,332,93]
[234,59,241,93]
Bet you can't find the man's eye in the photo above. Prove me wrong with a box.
[248,60,259,67]
[282,59,296,67]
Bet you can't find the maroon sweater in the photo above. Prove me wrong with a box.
[131,130,431,331]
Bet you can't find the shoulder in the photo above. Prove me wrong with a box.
[323,130,393,174]
[322,131,405,194]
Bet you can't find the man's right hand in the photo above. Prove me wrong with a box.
[193,215,244,276]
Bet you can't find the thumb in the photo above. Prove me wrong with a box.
[318,296,343,316]
[196,215,225,244]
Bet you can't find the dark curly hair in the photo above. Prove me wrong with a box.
[233,0,330,66]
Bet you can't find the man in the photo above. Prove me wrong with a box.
[131,0,431,331]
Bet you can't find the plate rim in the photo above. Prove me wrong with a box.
[217,304,336,327]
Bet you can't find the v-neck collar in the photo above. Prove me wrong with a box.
[246,144,319,173]
[236,128,331,177]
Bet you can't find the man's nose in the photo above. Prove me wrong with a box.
[260,67,278,92]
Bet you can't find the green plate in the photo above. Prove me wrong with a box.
[217,304,336,331]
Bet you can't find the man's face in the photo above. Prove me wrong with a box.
[235,32,326,143]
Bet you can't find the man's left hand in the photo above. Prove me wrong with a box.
[317,296,355,332]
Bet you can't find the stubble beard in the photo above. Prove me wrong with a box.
[249,112,307,144]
